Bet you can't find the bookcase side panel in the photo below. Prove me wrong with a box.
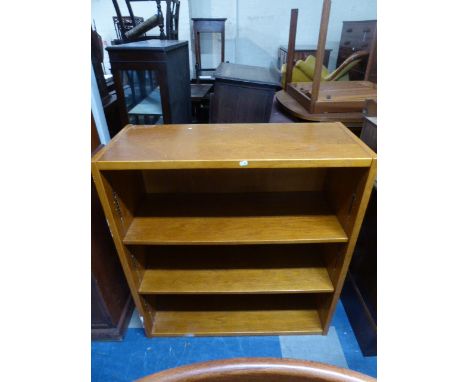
[91,165,153,336]
[321,159,377,331]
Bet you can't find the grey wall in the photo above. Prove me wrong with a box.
[91,0,376,79]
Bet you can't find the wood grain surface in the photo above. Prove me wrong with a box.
[139,248,334,294]
[93,123,375,169]
[136,357,376,382]
[146,294,323,336]
[123,192,348,245]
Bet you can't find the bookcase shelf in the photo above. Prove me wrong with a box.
[138,247,335,294]
[123,192,348,245]
[92,122,376,337]
[148,295,324,336]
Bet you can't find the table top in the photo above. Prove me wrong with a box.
[192,18,227,21]
[92,122,376,169]
[106,40,188,52]
[214,63,280,87]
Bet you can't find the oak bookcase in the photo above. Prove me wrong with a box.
[91,122,376,337]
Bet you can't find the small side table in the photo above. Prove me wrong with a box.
[192,18,227,82]
[278,45,332,69]
[211,62,281,123]
[107,40,191,125]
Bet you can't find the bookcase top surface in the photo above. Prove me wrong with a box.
[93,123,376,169]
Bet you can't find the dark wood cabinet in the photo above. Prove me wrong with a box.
[278,45,332,69]
[107,40,191,125]
[211,63,281,123]
[341,113,377,355]
[341,186,377,356]
[337,20,376,82]
[91,117,134,340]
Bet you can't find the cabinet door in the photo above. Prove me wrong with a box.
[91,277,112,329]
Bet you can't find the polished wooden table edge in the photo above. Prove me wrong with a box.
[275,90,368,123]
[136,358,376,382]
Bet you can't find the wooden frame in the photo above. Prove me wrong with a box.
[277,1,377,122]
[192,18,227,82]
[92,122,376,337]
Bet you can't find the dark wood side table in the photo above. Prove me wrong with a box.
[278,45,332,69]
[107,40,191,125]
[211,62,281,123]
[192,18,227,82]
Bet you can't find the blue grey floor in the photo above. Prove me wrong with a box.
[92,300,376,381]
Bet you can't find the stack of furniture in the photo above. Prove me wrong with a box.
[337,20,377,83]
[275,2,377,129]
[91,122,376,337]
[107,40,191,126]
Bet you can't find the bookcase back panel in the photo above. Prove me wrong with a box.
[324,167,370,236]
[142,168,327,193]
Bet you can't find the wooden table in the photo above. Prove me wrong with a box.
[92,122,376,337]
[211,62,281,123]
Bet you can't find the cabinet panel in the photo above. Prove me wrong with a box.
[337,20,376,82]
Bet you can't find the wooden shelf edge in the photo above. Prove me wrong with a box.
[138,268,335,295]
[95,159,373,170]
[149,328,324,337]
[123,215,349,246]
[150,309,324,336]
[124,238,348,245]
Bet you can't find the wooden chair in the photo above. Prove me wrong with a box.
[281,50,369,87]
[192,18,227,82]
[136,358,376,382]
[111,0,180,43]
[323,51,369,81]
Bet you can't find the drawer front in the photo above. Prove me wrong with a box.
[340,21,376,50]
